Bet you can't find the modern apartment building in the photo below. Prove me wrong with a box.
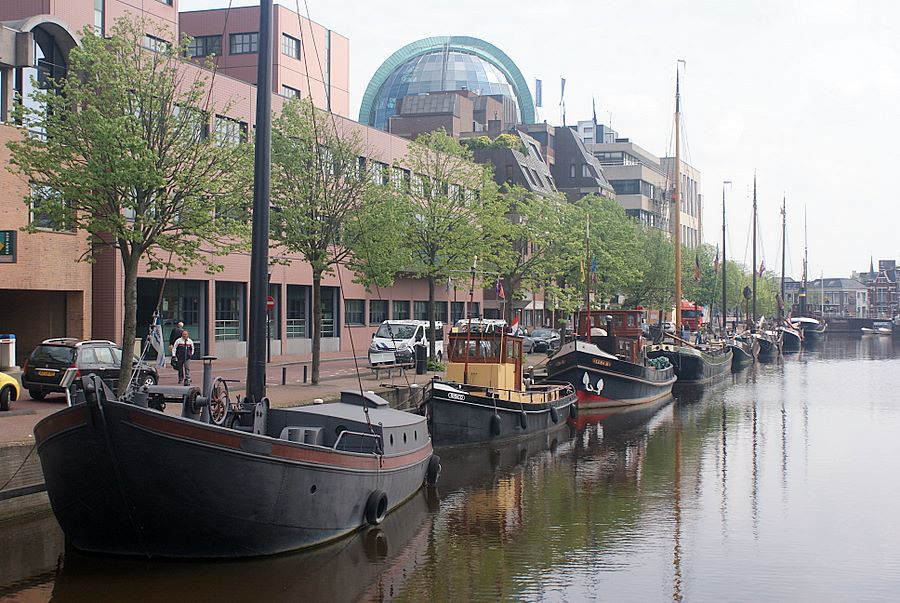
[575,120,702,247]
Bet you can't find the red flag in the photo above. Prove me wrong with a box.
[758,260,765,277]
[713,246,720,273]
[495,278,506,300]
[509,314,521,335]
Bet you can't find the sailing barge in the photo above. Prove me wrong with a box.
[545,310,675,407]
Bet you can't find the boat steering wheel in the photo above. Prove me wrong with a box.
[208,377,231,425]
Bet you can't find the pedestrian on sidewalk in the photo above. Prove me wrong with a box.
[168,321,184,349]
[173,330,194,385]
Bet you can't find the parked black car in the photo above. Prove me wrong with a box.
[529,329,561,353]
[22,338,158,400]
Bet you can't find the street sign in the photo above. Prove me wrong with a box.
[266,295,275,310]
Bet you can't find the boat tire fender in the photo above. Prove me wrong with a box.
[365,490,388,525]
[490,413,502,436]
[426,454,441,486]
[570,402,578,419]
[550,405,559,424]
[519,411,528,430]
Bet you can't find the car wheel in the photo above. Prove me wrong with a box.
[29,389,46,401]
[141,372,158,387]
[0,386,11,411]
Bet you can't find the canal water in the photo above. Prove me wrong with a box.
[3,335,900,602]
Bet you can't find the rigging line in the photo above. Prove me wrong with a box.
[294,0,415,395]
[198,0,235,116]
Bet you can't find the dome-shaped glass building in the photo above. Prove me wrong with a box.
[360,36,535,131]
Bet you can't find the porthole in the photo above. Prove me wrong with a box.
[390,433,394,446]
[414,430,418,441]
[403,432,407,444]
[310,484,317,494]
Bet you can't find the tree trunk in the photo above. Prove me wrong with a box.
[311,269,322,384]
[118,250,140,396]
[427,275,436,361]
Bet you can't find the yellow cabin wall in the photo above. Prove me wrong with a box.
[445,362,519,391]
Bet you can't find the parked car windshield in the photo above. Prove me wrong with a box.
[375,324,417,339]
[29,345,76,364]
[532,329,556,338]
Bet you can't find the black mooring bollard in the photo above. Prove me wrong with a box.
[303,365,308,383]
[282,366,287,385]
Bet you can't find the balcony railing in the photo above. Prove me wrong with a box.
[215,319,241,341]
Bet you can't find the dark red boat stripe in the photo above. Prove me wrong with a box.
[129,410,432,470]
[34,405,88,440]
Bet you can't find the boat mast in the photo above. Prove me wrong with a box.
[673,63,683,333]
[800,207,808,315]
[584,216,591,338]
[722,181,731,332]
[751,173,757,326]
[463,257,477,385]
[246,0,274,402]
[780,196,786,322]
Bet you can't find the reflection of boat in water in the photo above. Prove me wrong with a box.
[861,324,891,336]
[545,310,675,408]
[35,377,436,558]
[48,488,436,603]
[570,395,674,433]
[436,426,576,494]
[425,312,576,446]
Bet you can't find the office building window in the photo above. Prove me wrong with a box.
[392,300,410,320]
[94,0,103,34]
[187,35,221,58]
[369,300,388,324]
[214,115,247,145]
[345,299,365,326]
[435,301,448,324]
[229,32,258,55]
[30,186,73,232]
[281,34,301,59]
[413,301,428,321]
[142,34,171,54]
[451,302,465,323]
[281,85,300,99]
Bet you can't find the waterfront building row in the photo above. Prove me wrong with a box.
[0,0,483,364]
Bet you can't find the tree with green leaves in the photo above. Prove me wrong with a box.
[398,129,507,360]
[7,17,251,393]
[491,187,574,323]
[624,226,675,320]
[270,97,403,383]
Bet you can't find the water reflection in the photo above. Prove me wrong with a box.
[6,336,900,601]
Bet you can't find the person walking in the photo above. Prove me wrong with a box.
[168,321,184,348]
[173,330,194,385]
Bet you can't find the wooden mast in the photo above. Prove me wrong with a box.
[722,181,731,332]
[752,173,758,326]
[584,216,591,338]
[673,65,683,333]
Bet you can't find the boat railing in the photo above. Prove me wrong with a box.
[460,382,573,404]
[334,429,382,454]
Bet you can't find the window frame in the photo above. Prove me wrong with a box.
[281,33,301,60]
[229,32,259,55]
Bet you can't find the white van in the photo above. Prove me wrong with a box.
[369,320,445,365]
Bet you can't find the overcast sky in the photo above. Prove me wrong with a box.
[181,0,899,280]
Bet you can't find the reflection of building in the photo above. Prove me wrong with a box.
[0,1,479,362]
[360,36,535,132]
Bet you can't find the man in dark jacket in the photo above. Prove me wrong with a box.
[168,321,184,349]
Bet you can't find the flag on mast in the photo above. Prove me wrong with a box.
[495,277,505,300]
[693,253,701,282]
[535,79,542,107]
[758,259,766,277]
[713,246,720,273]
[445,276,452,293]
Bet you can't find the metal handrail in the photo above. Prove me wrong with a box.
[333,429,382,453]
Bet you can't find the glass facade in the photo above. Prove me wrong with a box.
[369,50,521,131]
